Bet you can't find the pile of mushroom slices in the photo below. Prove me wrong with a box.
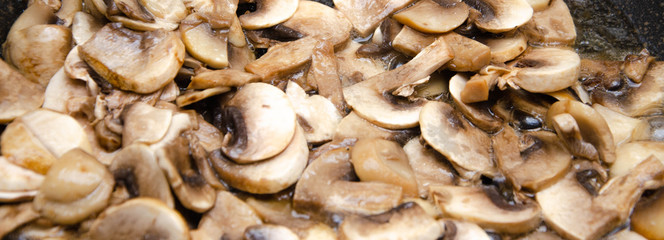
[2,0,664,239]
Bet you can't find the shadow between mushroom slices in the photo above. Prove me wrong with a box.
[339,202,443,239]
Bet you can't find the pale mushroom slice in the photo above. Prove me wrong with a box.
[403,138,455,198]
[333,0,413,37]
[522,0,576,45]
[293,147,403,216]
[55,0,82,27]
[175,87,231,108]
[420,101,495,179]
[429,185,541,234]
[0,202,40,238]
[190,115,223,152]
[546,99,616,164]
[333,112,418,143]
[188,69,260,89]
[448,73,502,133]
[190,191,262,240]
[631,188,664,240]
[392,26,435,57]
[536,157,664,240]
[506,47,581,93]
[492,126,572,191]
[609,141,664,178]
[33,149,114,225]
[466,0,533,33]
[180,13,230,69]
[0,119,57,175]
[593,103,640,146]
[525,0,550,11]
[286,81,342,143]
[244,224,300,240]
[3,1,56,45]
[42,67,89,114]
[481,31,528,63]
[335,41,388,87]
[245,197,338,240]
[280,0,352,46]
[121,102,172,146]
[441,219,492,240]
[245,37,318,81]
[109,144,174,208]
[0,59,45,124]
[631,116,664,142]
[86,198,189,240]
[307,41,346,113]
[351,138,419,197]
[221,83,296,163]
[443,32,491,72]
[79,23,185,94]
[239,0,299,30]
[343,36,453,129]
[339,202,444,239]
[210,125,308,194]
[0,156,44,202]
[393,0,469,34]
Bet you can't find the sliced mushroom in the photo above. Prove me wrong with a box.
[239,0,298,30]
[393,0,469,34]
[281,0,352,46]
[79,23,185,94]
[522,0,576,45]
[293,147,402,216]
[443,32,491,72]
[351,138,419,197]
[245,37,318,81]
[121,102,172,146]
[631,116,664,142]
[609,141,664,178]
[606,229,648,240]
[42,67,90,114]
[333,0,413,37]
[537,157,664,240]
[403,138,455,198]
[550,113,600,160]
[335,41,388,87]
[190,191,262,240]
[307,41,346,113]
[392,26,435,57]
[286,81,342,143]
[505,47,581,93]
[622,49,655,83]
[139,0,187,24]
[592,104,640,146]
[114,0,155,23]
[181,14,230,69]
[210,125,308,194]
[339,202,444,239]
[0,59,45,124]
[631,188,664,240]
[481,31,528,63]
[188,69,260,89]
[343,36,453,129]
[442,219,492,240]
[184,0,236,29]
[55,0,82,27]
[0,119,57,175]
[175,87,231,107]
[3,2,57,65]
[86,198,189,240]
[525,0,550,11]
[245,197,338,240]
[0,202,40,238]
[244,224,300,240]
[420,101,495,179]
[466,0,533,33]
[190,115,223,152]
[333,112,417,143]
[33,149,114,224]
[449,73,502,132]
[0,156,44,202]
[430,185,541,234]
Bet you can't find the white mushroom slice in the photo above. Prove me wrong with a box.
[443,32,491,72]
[466,0,533,33]
[339,202,444,239]
[191,191,262,240]
[392,26,436,57]
[525,0,550,11]
[333,0,413,37]
[181,14,229,69]
[63,47,96,90]
[109,144,174,208]
[522,0,576,45]
[245,37,318,81]
[114,0,156,26]
[481,31,528,63]
[420,101,495,179]
[55,0,82,27]
[286,81,342,143]
[188,69,260,89]
[80,23,185,94]
[430,185,541,234]
[492,126,572,191]
[221,83,296,163]
[293,148,402,216]
[508,47,580,93]
[4,1,56,44]
[244,224,300,240]
[592,104,640,146]
[86,198,189,240]
[42,68,89,114]
[403,138,455,198]
[442,219,492,240]
[393,0,469,34]
[449,74,502,133]
[175,87,231,107]
[281,1,352,46]
[0,156,44,202]
[239,0,299,30]
[0,59,45,124]
[190,115,223,152]
[244,197,338,240]
[122,102,172,146]
[139,0,187,23]
[609,141,664,178]
[537,157,664,240]
[210,125,308,194]
[333,112,417,143]
[631,189,664,240]
[33,149,114,225]
[0,202,40,238]
[335,41,387,87]
[344,37,453,129]
[351,138,419,197]
[21,109,91,159]
[184,0,237,29]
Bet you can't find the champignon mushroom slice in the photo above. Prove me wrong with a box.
[525,0,550,11]
[286,81,342,143]
[606,229,648,240]
[0,120,56,175]
[306,41,346,114]
[0,156,44,202]
[546,99,615,164]
[344,36,453,129]
[333,112,417,143]
[244,197,337,240]
[3,2,56,45]
[190,115,223,152]
[210,125,308,194]
[139,0,187,23]
[430,185,541,234]
[176,87,231,107]
[333,0,413,37]
[609,141,664,178]
[54,0,81,27]
[536,157,664,240]
[181,14,229,69]
[551,113,600,161]
[403,138,455,198]
[442,219,492,240]
[221,83,296,163]
[87,198,189,240]
[280,1,352,46]
[506,47,580,93]
[622,49,655,83]
[188,69,260,89]
[449,74,502,133]
[492,126,571,191]
[443,32,491,72]
[238,0,298,30]
[33,149,114,225]
[351,138,419,197]
[245,37,318,81]
[121,102,172,146]
[293,148,402,216]
[191,191,262,240]
[244,224,300,240]
[0,202,40,238]
[0,59,45,124]
[109,144,174,208]
[592,104,640,145]
[522,0,576,45]
[340,202,443,239]
[631,188,664,240]
[420,101,495,179]
[481,31,528,63]
[392,26,435,57]
[42,68,90,114]
[114,0,156,24]
[465,0,533,33]
[22,108,92,159]
[393,0,469,34]
[80,23,185,94]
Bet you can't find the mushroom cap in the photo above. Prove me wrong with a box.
[281,0,352,46]
[0,59,45,124]
[467,0,533,33]
[512,47,581,93]
[221,82,296,163]
[339,202,443,239]
[87,198,189,240]
[239,0,299,30]
[393,0,469,34]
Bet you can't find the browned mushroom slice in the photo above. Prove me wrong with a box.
[420,101,495,179]
[139,0,187,23]
[239,0,298,30]
[537,157,664,240]
[550,113,600,160]
[188,69,260,89]
[481,31,528,63]
[448,74,502,133]
[631,188,664,240]
[1,120,56,175]
[335,41,387,87]
[522,0,576,45]
[0,202,40,238]
[54,0,81,27]
[190,191,262,240]
[517,231,563,240]
[492,126,572,191]
[86,198,189,240]
[392,26,435,57]
[114,0,155,23]
[307,41,346,113]
[339,202,443,239]
[0,59,45,123]
[506,47,580,93]
[592,103,640,145]
[403,138,455,198]
[0,156,44,202]
[622,49,655,83]
[430,185,541,234]
[181,14,230,69]
[34,149,114,225]
[351,138,419,197]
[333,0,413,37]
[42,68,90,114]
[245,37,318,81]
[293,147,402,216]
[175,87,231,107]
[184,0,236,29]
[466,0,533,33]
[286,81,342,143]
[393,0,469,34]
[442,219,492,240]
[122,102,172,146]
[631,116,664,142]
[281,1,352,46]
[333,112,417,143]
[443,32,491,72]
[221,83,296,163]
[3,1,56,45]
[609,141,664,178]
[245,197,338,240]
[210,125,308,194]
[80,23,185,94]
[190,115,223,152]
[244,224,300,240]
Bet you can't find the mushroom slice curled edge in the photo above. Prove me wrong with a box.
[339,202,444,239]
[0,59,45,124]
[210,125,308,194]
[466,0,533,33]
[191,191,262,240]
[505,47,581,93]
[79,23,185,94]
[221,82,296,163]
[86,198,189,240]
[429,185,541,234]
[238,0,299,30]
[0,156,44,202]
[286,81,342,144]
